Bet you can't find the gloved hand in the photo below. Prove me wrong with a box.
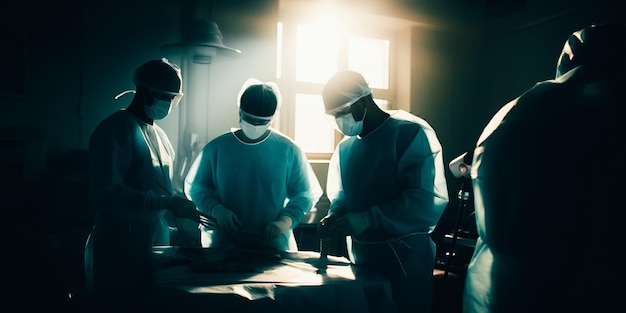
[317,214,338,236]
[264,216,293,240]
[212,204,241,232]
[324,211,372,236]
[165,195,201,223]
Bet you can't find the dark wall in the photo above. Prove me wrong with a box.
[0,1,278,309]
[411,0,626,242]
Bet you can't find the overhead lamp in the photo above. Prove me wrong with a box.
[163,18,242,64]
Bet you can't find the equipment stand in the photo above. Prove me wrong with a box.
[442,177,472,285]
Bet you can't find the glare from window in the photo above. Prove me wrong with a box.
[294,93,335,153]
[278,16,394,157]
[296,24,338,84]
[276,22,283,79]
[348,36,390,89]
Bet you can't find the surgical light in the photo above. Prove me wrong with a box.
[163,18,241,64]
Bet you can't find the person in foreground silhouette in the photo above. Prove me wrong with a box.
[463,23,626,313]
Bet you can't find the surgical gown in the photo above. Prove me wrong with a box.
[326,110,449,313]
[463,25,626,313]
[187,128,322,251]
[85,110,176,311]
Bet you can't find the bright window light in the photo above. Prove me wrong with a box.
[277,7,398,158]
[276,22,283,79]
[294,93,335,153]
[296,24,338,84]
[348,36,389,89]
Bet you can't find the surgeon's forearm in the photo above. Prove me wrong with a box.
[282,198,312,226]
[328,198,347,217]
[372,189,447,234]
[188,187,220,216]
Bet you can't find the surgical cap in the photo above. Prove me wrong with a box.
[555,23,626,79]
[237,78,282,117]
[322,70,372,114]
[133,58,183,95]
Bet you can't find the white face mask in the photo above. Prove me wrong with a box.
[334,108,366,136]
[144,99,172,120]
[240,120,270,140]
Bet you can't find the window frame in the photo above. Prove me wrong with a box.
[276,6,404,160]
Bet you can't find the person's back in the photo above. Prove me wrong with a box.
[463,23,626,313]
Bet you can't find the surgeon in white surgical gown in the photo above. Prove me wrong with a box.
[186,78,322,252]
[318,70,449,313]
[85,58,203,313]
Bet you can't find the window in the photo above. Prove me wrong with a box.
[276,2,406,160]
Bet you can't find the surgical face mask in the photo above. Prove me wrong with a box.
[240,120,270,140]
[334,108,366,136]
[144,99,172,120]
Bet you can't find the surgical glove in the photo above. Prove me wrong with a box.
[326,211,372,236]
[264,216,293,240]
[318,214,339,236]
[212,204,241,232]
[164,195,201,223]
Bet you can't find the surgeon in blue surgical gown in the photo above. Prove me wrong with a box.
[187,78,322,252]
[318,70,449,313]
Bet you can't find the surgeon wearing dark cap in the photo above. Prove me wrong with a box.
[463,23,626,313]
[85,58,205,313]
[187,78,322,252]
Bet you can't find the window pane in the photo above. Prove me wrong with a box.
[348,36,389,89]
[276,22,283,79]
[294,93,335,153]
[296,24,338,84]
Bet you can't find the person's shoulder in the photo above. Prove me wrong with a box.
[387,111,428,130]
[268,129,307,152]
[388,110,422,123]
[515,68,593,113]
[98,109,135,123]
[92,110,137,134]
[392,117,420,128]
[89,110,140,148]
[520,78,561,97]
[521,64,595,99]
[268,128,290,141]
[204,131,237,147]
[336,134,355,148]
